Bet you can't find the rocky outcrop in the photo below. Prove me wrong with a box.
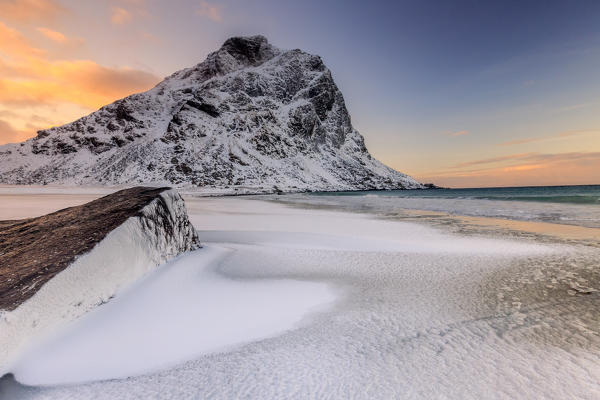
[0,36,423,192]
[0,187,199,311]
[0,187,200,370]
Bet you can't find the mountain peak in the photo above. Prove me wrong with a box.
[182,34,280,80]
[0,37,422,192]
[167,35,281,84]
[219,35,275,65]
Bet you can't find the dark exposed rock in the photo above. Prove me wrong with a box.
[307,72,336,120]
[111,136,127,147]
[54,141,77,154]
[220,35,274,67]
[288,104,321,138]
[185,99,220,117]
[35,130,51,140]
[0,187,200,311]
[115,102,140,123]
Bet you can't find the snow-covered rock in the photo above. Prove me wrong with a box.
[0,35,422,192]
[0,187,200,372]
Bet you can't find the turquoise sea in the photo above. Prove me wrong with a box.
[315,185,600,204]
[304,185,600,228]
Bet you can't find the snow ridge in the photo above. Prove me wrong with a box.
[0,35,423,192]
[0,189,200,373]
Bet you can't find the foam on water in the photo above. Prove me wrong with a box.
[300,186,600,228]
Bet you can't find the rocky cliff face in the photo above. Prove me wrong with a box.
[0,36,422,192]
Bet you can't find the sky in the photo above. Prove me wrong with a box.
[0,0,599,188]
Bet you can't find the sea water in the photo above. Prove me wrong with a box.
[303,185,600,228]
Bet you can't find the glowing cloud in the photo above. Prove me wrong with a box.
[0,62,160,109]
[196,1,223,22]
[452,153,535,168]
[111,7,132,25]
[0,0,65,23]
[36,27,67,43]
[0,18,160,145]
[418,152,600,187]
[0,119,40,144]
[0,22,45,57]
[498,129,600,146]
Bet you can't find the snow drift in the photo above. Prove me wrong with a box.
[0,187,200,373]
[9,245,335,386]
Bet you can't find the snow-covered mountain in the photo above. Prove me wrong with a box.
[0,36,423,192]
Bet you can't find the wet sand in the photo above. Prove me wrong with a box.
[402,209,600,243]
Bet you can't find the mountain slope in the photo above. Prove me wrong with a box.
[0,36,423,192]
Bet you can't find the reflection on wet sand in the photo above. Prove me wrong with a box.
[401,209,600,244]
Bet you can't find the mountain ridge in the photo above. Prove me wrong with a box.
[0,35,423,193]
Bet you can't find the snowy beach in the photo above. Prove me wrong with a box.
[1,190,600,399]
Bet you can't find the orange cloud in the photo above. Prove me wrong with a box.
[0,60,160,109]
[0,21,45,57]
[196,1,223,22]
[0,20,161,145]
[36,27,67,43]
[498,129,599,146]
[111,7,132,25]
[418,152,600,188]
[0,119,39,144]
[452,153,535,168]
[0,21,160,108]
[0,0,65,23]
[502,163,544,172]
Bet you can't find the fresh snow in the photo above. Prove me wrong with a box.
[9,246,334,385]
[0,36,422,192]
[0,190,198,374]
[1,192,599,399]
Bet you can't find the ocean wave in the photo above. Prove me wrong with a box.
[471,195,600,204]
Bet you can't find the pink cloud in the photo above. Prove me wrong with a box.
[196,1,223,22]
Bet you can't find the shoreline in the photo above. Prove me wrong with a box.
[400,209,600,244]
[1,186,598,245]
[263,195,600,246]
[1,191,599,398]
[2,187,598,243]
